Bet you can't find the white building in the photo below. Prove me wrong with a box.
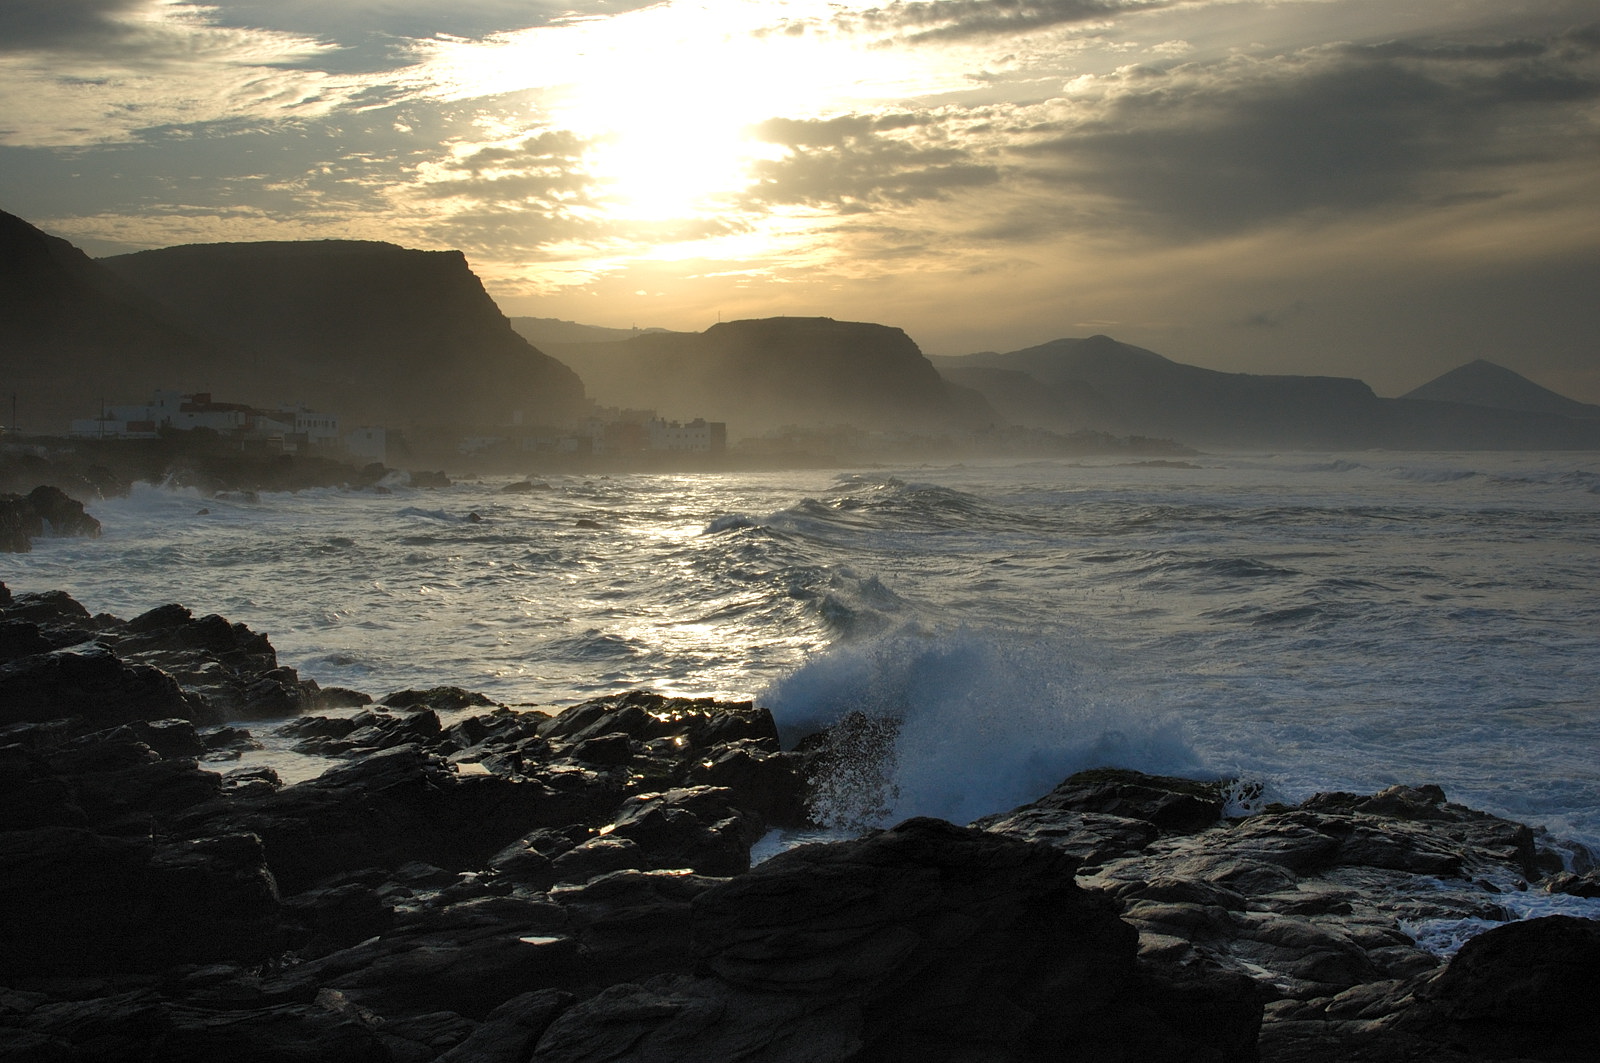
[343,426,388,463]
[279,406,342,448]
[69,390,345,453]
[648,417,726,453]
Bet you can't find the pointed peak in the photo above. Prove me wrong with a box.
[1402,360,1600,420]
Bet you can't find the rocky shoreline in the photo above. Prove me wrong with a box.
[2,583,1597,1062]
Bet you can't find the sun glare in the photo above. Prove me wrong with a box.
[425,1,959,226]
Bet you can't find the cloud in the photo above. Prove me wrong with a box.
[746,114,1002,210]
[1005,29,1600,238]
[0,0,151,54]
[410,131,596,207]
[0,2,412,147]
[835,0,1167,44]
[198,1,666,44]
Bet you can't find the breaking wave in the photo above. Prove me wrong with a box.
[761,627,1201,829]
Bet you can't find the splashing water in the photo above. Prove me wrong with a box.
[763,627,1201,828]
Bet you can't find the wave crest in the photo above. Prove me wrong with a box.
[761,628,1200,828]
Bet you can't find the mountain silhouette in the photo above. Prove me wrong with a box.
[0,209,231,433]
[937,335,1383,448]
[101,240,586,430]
[938,336,1600,450]
[1401,360,1600,421]
[542,316,992,437]
[511,318,680,347]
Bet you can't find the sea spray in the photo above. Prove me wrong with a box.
[762,626,1202,828]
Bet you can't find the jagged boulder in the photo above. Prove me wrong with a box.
[1397,915,1600,1060]
[173,743,621,894]
[111,603,317,718]
[0,486,101,552]
[0,645,213,727]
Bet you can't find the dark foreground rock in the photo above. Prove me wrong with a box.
[0,485,102,552]
[1,586,321,728]
[979,771,1599,1063]
[1,591,1597,1062]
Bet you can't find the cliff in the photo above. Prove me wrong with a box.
[544,316,993,438]
[0,210,232,433]
[101,240,586,430]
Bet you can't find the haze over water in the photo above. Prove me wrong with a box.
[10,451,1600,851]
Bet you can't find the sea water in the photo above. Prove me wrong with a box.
[8,452,1600,856]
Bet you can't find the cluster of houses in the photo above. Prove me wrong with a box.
[68,391,389,463]
[68,391,727,463]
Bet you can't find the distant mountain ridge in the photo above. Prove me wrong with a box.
[542,316,993,437]
[511,317,679,347]
[934,335,1385,449]
[6,206,1597,451]
[936,337,1600,450]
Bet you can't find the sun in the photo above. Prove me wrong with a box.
[557,45,787,221]
[426,1,954,225]
[544,5,828,221]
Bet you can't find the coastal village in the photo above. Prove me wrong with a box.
[65,389,727,466]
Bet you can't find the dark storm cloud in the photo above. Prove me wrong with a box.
[838,0,1165,44]
[747,114,1000,210]
[0,0,148,53]
[1014,30,1600,238]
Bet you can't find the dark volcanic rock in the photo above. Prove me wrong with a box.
[0,828,281,977]
[6,591,1596,1063]
[1398,915,1600,1060]
[1,587,99,635]
[0,497,34,552]
[0,487,101,552]
[1019,767,1230,834]
[381,686,496,712]
[606,786,764,878]
[25,484,103,538]
[0,645,212,727]
[979,770,1599,1062]
[0,590,319,725]
[8,991,391,1063]
[112,603,316,719]
[532,817,1261,1062]
[175,743,618,894]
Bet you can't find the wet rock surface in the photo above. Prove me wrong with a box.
[2,585,1597,1061]
[0,485,102,553]
[1,588,323,729]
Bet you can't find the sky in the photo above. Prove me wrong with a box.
[2,0,1598,402]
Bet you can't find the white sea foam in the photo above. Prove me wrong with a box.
[1402,885,1600,957]
[762,627,1201,828]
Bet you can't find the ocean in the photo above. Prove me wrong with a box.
[8,451,1600,858]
